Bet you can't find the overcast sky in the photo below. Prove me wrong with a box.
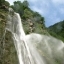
[6,0,64,27]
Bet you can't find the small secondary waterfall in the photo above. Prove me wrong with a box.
[6,11,64,64]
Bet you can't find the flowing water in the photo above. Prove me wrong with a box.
[6,11,64,64]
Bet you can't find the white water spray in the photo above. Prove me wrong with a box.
[6,11,64,64]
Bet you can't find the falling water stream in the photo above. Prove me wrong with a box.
[6,10,64,64]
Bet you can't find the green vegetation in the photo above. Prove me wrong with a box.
[11,1,46,34]
[48,21,64,42]
[0,1,47,64]
[0,0,64,64]
[0,1,18,64]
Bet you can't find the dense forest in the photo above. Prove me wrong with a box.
[48,21,64,41]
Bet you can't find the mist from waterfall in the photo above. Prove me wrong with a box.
[6,12,64,64]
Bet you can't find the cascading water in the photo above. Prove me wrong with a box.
[6,10,64,64]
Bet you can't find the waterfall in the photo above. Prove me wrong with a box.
[6,11,64,64]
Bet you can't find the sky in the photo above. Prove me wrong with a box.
[6,0,64,27]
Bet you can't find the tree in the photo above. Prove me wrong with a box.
[11,1,24,16]
[33,12,45,24]
[0,0,5,6]
[4,1,10,7]
[22,9,33,19]
[23,0,29,8]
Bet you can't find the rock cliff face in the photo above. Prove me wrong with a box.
[22,18,49,35]
[0,9,7,64]
[0,8,18,64]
